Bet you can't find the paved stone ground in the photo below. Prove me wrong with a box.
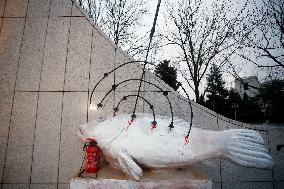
[0,0,283,189]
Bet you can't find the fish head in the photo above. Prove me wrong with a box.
[77,115,107,142]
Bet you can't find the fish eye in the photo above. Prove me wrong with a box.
[98,116,106,122]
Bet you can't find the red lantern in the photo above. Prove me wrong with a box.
[84,139,100,174]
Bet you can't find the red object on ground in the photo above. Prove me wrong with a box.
[85,139,100,173]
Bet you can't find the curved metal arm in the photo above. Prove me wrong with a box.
[179,84,194,136]
[114,94,156,124]
[96,78,174,129]
[89,60,193,132]
[89,60,151,104]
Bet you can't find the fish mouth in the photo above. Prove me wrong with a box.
[79,127,83,135]
[77,126,87,143]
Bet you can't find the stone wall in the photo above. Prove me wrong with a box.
[0,0,283,189]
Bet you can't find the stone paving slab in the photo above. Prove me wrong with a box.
[0,0,5,16]
[3,145,33,183]
[30,184,57,189]
[65,17,92,91]
[27,0,51,18]
[0,18,25,92]
[31,93,62,183]
[59,92,87,183]
[268,130,284,180]
[16,18,48,91]
[50,0,72,17]
[90,29,115,91]
[72,3,84,17]
[222,181,274,189]
[58,183,70,189]
[2,184,29,189]
[40,17,70,91]
[4,0,28,17]
[197,158,221,183]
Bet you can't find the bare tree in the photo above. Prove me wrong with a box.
[87,0,105,26]
[103,0,148,49]
[76,0,105,27]
[164,0,251,102]
[241,0,284,69]
[76,0,149,58]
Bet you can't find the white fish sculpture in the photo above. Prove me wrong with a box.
[77,113,273,180]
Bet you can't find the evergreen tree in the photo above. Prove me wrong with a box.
[257,79,284,122]
[154,60,179,91]
[205,64,228,113]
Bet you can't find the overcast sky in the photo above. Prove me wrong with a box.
[79,0,281,99]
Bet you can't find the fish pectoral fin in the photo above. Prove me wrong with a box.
[117,150,143,180]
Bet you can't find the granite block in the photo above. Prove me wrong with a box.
[50,0,72,16]
[240,181,273,189]
[90,29,115,91]
[0,91,13,141]
[0,0,5,16]
[0,144,6,183]
[30,184,57,189]
[58,184,69,189]
[8,92,38,147]
[180,102,218,131]
[59,92,87,183]
[268,129,284,180]
[16,18,48,91]
[40,17,70,91]
[3,145,33,183]
[31,92,62,183]
[275,181,284,189]
[0,18,25,91]
[27,0,51,17]
[197,158,221,182]
[72,3,84,16]
[4,0,28,17]
[2,184,29,189]
[221,159,272,182]
[65,17,92,91]
[212,182,221,189]
[222,182,240,189]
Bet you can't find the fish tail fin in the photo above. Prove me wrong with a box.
[224,129,273,169]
